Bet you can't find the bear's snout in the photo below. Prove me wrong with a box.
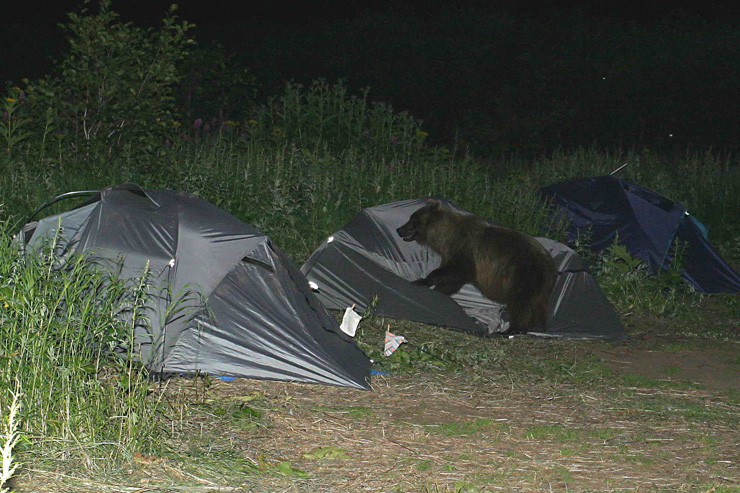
[396,223,416,242]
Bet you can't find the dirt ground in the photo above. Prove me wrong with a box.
[208,341,738,492]
[15,332,740,492]
[589,343,739,392]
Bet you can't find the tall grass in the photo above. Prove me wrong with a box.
[1,389,21,493]
[0,77,738,482]
[3,84,739,277]
[0,220,160,467]
[3,83,739,259]
[531,147,740,243]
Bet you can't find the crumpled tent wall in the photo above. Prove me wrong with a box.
[301,198,625,340]
[23,184,371,389]
[540,176,740,294]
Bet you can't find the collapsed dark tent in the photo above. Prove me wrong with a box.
[301,198,625,340]
[540,176,740,294]
[21,184,371,389]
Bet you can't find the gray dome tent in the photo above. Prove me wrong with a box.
[301,198,625,340]
[21,184,371,390]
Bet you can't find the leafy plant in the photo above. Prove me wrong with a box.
[590,234,695,318]
[249,80,430,159]
[1,87,30,152]
[20,0,194,155]
[302,446,350,460]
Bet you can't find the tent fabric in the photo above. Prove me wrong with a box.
[23,184,371,390]
[301,198,625,340]
[540,176,740,294]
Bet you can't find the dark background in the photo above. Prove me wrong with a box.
[2,0,739,155]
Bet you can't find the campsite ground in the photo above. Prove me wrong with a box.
[16,310,739,492]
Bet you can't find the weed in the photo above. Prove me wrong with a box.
[623,454,656,467]
[231,405,266,431]
[661,364,683,376]
[525,424,580,442]
[718,389,739,405]
[346,406,374,419]
[595,237,693,318]
[302,446,349,460]
[515,345,616,387]
[589,428,621,441]
[1,88,31,152]
[433,418,495,436]
[0,389,21,493]
[548,465,574,482]
[451,481,479,492]
[0,220,161,467]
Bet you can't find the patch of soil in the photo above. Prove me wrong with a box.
[588,341,740,391]
[198,370,739,492]
[15,333,740,492]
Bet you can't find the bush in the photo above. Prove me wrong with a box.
[16,0,194,156]
[588,238,695,318]
[249,80,430,158]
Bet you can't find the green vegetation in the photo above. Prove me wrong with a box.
[433,418,496,437]
[302,446,350,460]
[0,222,159,466]
[16,0,194,155]
[0,2,738,490]
[525,425,580,442]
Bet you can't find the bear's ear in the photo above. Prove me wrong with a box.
[426,198,442,211]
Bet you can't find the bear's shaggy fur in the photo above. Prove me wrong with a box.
[396,199,556,333]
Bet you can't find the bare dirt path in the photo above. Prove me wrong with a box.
[166,338,739,492]
[15,335,740,492]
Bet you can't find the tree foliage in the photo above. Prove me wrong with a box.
[20,0,194,154]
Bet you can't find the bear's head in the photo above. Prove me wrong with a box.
[396,199,443,244]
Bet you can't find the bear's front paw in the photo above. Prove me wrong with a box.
[411,278,430,287]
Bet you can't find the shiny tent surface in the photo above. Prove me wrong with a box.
[541,176,740,294]
[302,198,625,340]
[24,184,371,390]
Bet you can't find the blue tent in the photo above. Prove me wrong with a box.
[540,176,740,294]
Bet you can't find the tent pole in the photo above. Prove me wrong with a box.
[609,163,629,175]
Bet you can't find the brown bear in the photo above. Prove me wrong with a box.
[396,199,556,333]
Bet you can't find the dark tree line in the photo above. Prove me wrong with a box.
[4,3,739,157]
[194,7,738,156]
